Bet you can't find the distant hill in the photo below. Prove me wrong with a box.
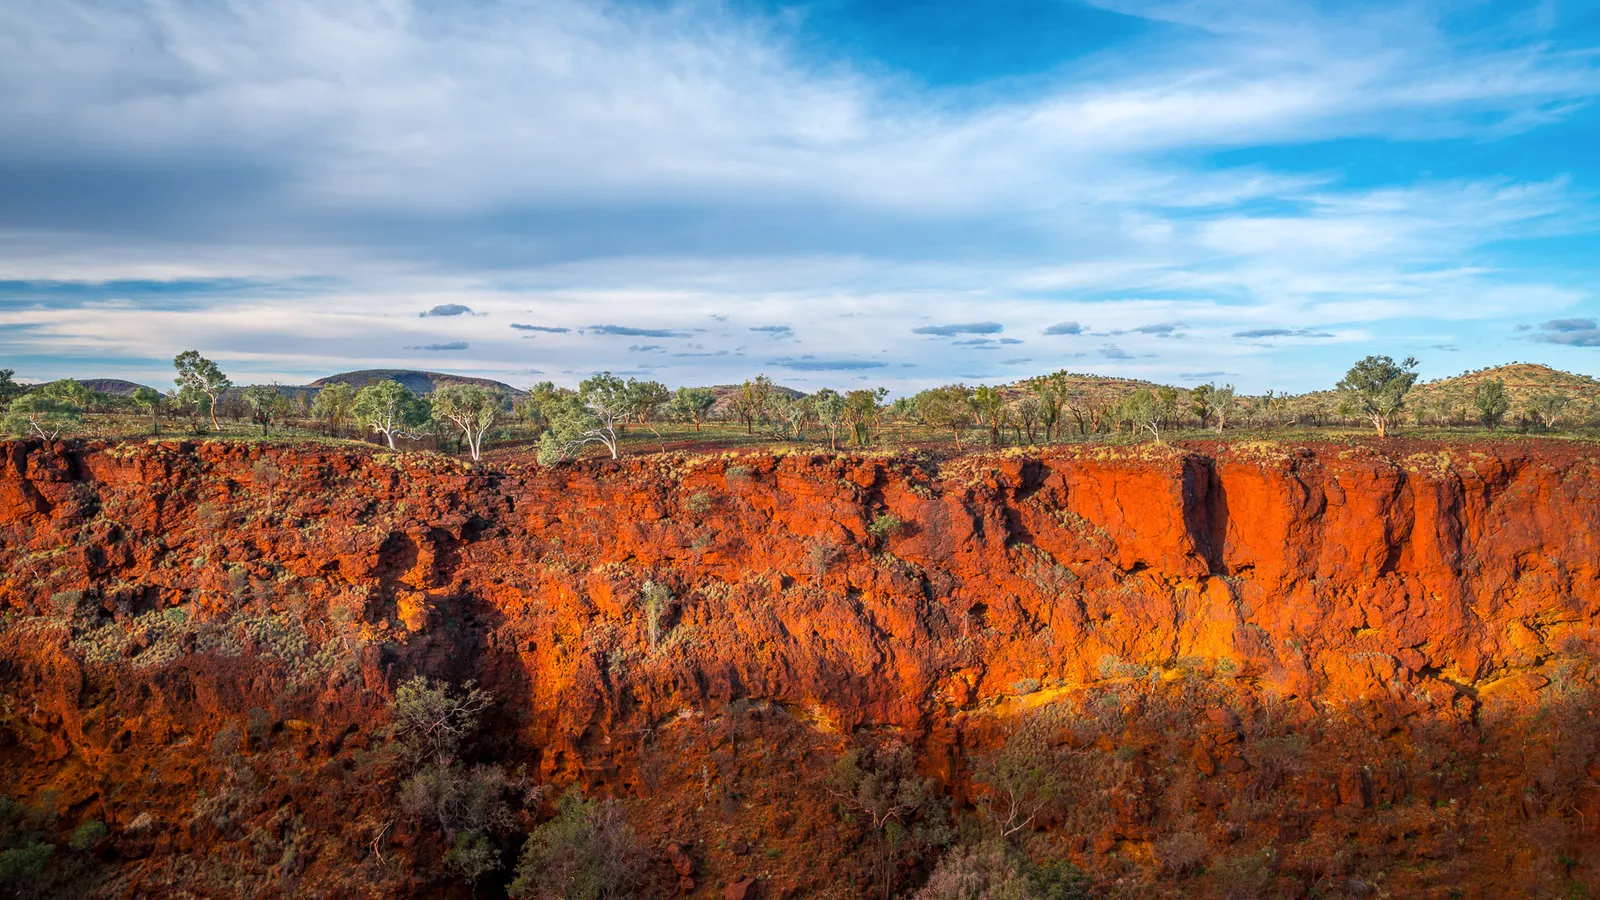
[310,369,524,396]
[1412,363,1600,410]
[703,382,806,417]
[75,378,154,397]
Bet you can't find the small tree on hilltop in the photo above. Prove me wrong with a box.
[133,385,164,435]
[1473,378,1509,431]
[351,380,429,450]
[3,392,82,439]
[432,383,502,461]
[312,381,355,434]
[666,386,716,433]
[1336,355,1419,437]
[173,350,232,431]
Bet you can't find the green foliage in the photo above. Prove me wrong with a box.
[67,820,107,852]
[1473,378,1510,430]
[0,369,20,409]
[975,714,1067,840]
[241,384,292,435]
[1527,391,1571,430]
[132,385,164,433]
[432,383,503,460]
[3,392,82,439]
[868,513,904,541]
[445,828,501,886]
[173,350,232,429]
[917,385,975,448]
[1121,388,1162,442]
[829,742,953,899]
[812,387,849,449]
[388,676,494,770]
[350,380,429,449]
[508,791,646,900]
[666,386,717,431]
[538,373,629,464]
[38,379,94,408]
[971,385,1007,447]
[1337,355,1419,436]
[640,581,672,652]
[0,842,53,885]
[400,763,519,839]
[311,381,355,430]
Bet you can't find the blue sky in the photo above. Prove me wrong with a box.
[1,0,1598,393]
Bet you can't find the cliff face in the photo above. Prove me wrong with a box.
[1,439,1598,898]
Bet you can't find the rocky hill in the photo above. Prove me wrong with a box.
[311,369,524,396]
[0,439,1597,897]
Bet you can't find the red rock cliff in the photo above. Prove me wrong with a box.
[1,439,1597,898]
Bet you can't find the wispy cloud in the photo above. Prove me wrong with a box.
[587,324,689,338]
[420,304,473,317]
[408,341,469,351]
[512,323,570,333]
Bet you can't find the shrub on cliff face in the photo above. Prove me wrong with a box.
[387,676,494,770]
[914,842,1091,900]
[508,791,646,900]
[828,742,953,900]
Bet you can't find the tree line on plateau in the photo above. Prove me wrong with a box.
[0,352,1576,461]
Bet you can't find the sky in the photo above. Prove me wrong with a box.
[1,0,1599,394]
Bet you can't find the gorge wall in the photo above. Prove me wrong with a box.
[1,439,1598,898]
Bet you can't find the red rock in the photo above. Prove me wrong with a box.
[726,876,758,900]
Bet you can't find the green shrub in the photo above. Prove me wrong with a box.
[508,791,646,900]
[68,820,108,852]
[868,513,904,540]
[0,842,54,885]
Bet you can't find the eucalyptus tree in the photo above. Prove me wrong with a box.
[432,383,503,461]
[351,380,429,450]
[1336,355,1419,437]
[173,350,232,431]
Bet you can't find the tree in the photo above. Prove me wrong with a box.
[312,382,355,433]
[917,385,974,450]
[1473,378,1509,431]
[1527,391,1570,431]
[172,350,232,431]
[1190,384,1216,430]
[538,373,630,464]
[351,380,429,450]
[1336,355,1419,437]
[731,375,775,434]
[828,742,952,900]
[38,379,94,408]
[3,393,81,439]
[1032,380,1063,442]
[666,387,716,432]
[971,385,1008,447]
[132,385,164,434]
[623,378,670,438]
[975,716,1068,840]
[388,676,494,771]
[1211,384,1236,433]
[509,791,647,900]
[0,369,20,409]
[812,388,849,450]
[241,384,291,436]
[1122,389,1163,443]
[1009,396,1041,443]
[432,383,502,461]
[844,388,888,446]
